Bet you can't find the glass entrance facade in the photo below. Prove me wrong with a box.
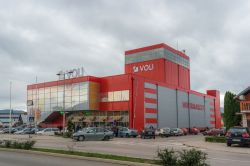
[67,111,129,128]
[27,81,100,123]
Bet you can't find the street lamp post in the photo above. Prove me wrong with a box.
[57,71,73,133]
[9,81,12,134]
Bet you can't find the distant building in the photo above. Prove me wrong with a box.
[0,109,27,127]
[235,87,250,128]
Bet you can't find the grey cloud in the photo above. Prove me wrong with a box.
[0,0,250,109]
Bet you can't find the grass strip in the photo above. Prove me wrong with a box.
[205,136,226,143]
[0,146,160,165]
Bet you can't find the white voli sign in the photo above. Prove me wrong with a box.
[58,67,85,80]
[133,64,154,73]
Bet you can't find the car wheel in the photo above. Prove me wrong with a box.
[103,136,110,141]
[227,142,231,147]
[78,136,85,141]
[126,133,129,138]
[133,135,137,138]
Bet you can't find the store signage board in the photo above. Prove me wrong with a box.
[58,67,84,80]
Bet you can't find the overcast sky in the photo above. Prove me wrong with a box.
[0,0,249,110]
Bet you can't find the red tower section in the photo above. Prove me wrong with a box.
[125,43,190,89]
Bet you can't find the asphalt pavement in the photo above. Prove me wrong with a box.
[1,134,250,166]
[0,150,124,166]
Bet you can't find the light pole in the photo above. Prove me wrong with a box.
[9,81,12,134]
[57,70,73,133]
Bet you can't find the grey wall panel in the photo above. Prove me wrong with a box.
[144,82,157,89]
[177,91,189,128]
[145,113,157,119]
[158,86,177,128]
[145,93,157,99]
[145,103,157,109]
[189,94,206,128]
[205,98,212,128]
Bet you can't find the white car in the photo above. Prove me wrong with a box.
[36,128,59,136]
[155,127,171,137]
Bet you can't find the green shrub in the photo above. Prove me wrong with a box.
[205,136,226,143]
[158,149,178,166]
[157,148,209,166]
[2,140,36,150]
[4,140,11,148]
[63,132,73,138]
[23,140,36,150]
[177,149,208,166]
[12,141,22,149]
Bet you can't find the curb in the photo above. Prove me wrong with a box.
[0,148,158,166]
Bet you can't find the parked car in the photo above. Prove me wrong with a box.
[118,127,138,138]
[72,127,114,141]
[141,128,155,139]
[155,128,171,137]
[181,128,189,135]
[190,127,200,135]
[202,128,220,136]
[170,128,184,136]
[36,128,59,136]
[226,127,250,147]
[0,128,10,134]
[218,128,226,136]
[14,128,33,134]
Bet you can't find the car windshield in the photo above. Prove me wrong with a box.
[229,128,248,133]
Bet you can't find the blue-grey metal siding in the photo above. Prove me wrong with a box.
[158,86,177,128]
[189,94,206,128]
[177,91,189,128]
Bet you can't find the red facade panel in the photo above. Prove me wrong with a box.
[179,66,190,90]
[99,74,132,111]
[125,59,165,83]
[207,90,221,128]
[100,74,131,92]
[165,60,178,87]
[100,101,129,111]
[131,76,145,131]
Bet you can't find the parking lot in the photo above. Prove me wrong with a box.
[1,134,250,166]
[1,134,250,158]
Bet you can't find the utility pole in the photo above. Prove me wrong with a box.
[9,81,12,134]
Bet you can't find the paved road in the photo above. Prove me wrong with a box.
[0,150,123,166]
[2,134,250,166]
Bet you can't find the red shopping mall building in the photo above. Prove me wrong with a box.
[27,43,221,131]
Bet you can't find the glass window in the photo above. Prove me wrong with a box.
[58,91,63,98]
[72,96,80,102]
[65,91,72,97]
[57,86,64,92]
[28,90,32,96]
[45,88,50,93]
[72,83,79,90]
[121,90,129,101]
[65,96,71,103]
[50,87,57,93]
[108,92,114,102]
[113,91,122,101]
[39,88,44,94]
[45,93,50,99]
[65,84,71,91]
[51,92,57,98]
[80,95,87,102]
[72,90,80,96]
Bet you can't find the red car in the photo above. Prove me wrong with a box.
[190,127,200,135]
[181,128,188,135]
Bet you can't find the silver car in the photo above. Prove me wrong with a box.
[72,127,114,141]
